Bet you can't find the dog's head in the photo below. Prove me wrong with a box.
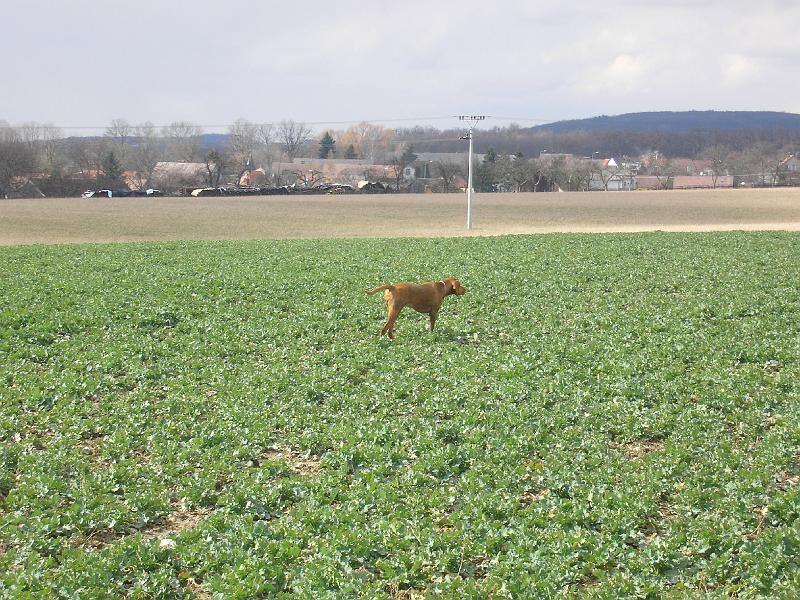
[445,277,467,295]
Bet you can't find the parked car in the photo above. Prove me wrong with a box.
[81,189,113,198]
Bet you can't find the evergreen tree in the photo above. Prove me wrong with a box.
[101,151,123,186]
[483,147,497,163]
[400,144,418,165]
[318,131,336,159]
[344,144,357,159]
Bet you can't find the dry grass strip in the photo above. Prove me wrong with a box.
[3,188,800,246]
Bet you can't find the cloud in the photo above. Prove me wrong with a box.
[0,0,798,127]
[721,54,759,86]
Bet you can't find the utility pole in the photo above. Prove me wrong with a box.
[458,115,486,229]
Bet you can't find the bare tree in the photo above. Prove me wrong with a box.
[338,122,395,163]
[508,156,542,192]
[542,155,569,191]
[597,161,619,191]
[648,155,677,190]
[17,122,43,160]
[67,137,94,178]
[106,118,132,163]
[741,143,775,186]
[129,122,160,190]
[387,144,417,190]
[387,159,404,191]
[769,151,793,187]
[0,124,36,196]
[292,168,326,188]
[252,123,275,168]
[569,160,595,191]
[493,155,514,192]
[161,121,203,162]
[14,122,65,173]
[254,123,274,147]
[700,145,730,188]
[203,149,230,187]
[228,118,259,171]
[277,120,311,161]
[434,161,464,193]
[41,124,64,170]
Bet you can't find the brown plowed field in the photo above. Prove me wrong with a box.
[2,188,799,245]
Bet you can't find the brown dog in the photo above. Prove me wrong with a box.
[367,277,466,339]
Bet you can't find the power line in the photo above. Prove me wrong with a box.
[490,115,556,123]
[14,116,461,132]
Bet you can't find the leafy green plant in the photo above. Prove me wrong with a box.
[1,232,798,597]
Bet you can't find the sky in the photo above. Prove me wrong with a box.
[2,0,799,134]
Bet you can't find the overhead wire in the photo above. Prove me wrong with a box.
[9,115,560,133]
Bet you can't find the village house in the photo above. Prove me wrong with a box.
[635,175,734,190]
[147,161,208,192]
[404,152,477,180]
[588,169,635,191]
[4,176,45,199]
[270,158,395,187]
[781,154,800,172]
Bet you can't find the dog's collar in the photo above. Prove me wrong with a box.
[439,280,450,292]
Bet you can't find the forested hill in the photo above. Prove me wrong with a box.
[531,111,800,134]
[403,111,800,158]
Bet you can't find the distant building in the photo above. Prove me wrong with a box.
[635,175,733,190]
[667,158,713,176]
[148,162,208,191]
[672,175,734,189]
[4,177,46,199]
[776,154,800,185]
[538,152,573,162]
[271,160,394,186]
[600,158,618,169]
[239,168,268,187]
[589,170,635,191]
[122,170,142,191]
[779,154,799,172]
[405,152,477,181]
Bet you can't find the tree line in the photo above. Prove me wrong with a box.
[395,124,800,162]
[0,118,403,196]
[2,117,798,197]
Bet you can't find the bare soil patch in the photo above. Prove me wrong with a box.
[520,489,550,505]
[1,188,799,245]
[260,449,323,476]
[65,498,210,551]
[610,439,665,460]
[139,505,210,542]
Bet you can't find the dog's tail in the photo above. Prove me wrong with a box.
[366,284,392,295]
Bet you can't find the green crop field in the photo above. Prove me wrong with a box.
[1,232,799,598]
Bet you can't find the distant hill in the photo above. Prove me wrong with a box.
[199,133,230,149]
[531,111,800,134]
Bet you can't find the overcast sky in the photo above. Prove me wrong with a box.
[2,0,799,133]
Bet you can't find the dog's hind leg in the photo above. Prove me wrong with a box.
[384,307,401,339]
